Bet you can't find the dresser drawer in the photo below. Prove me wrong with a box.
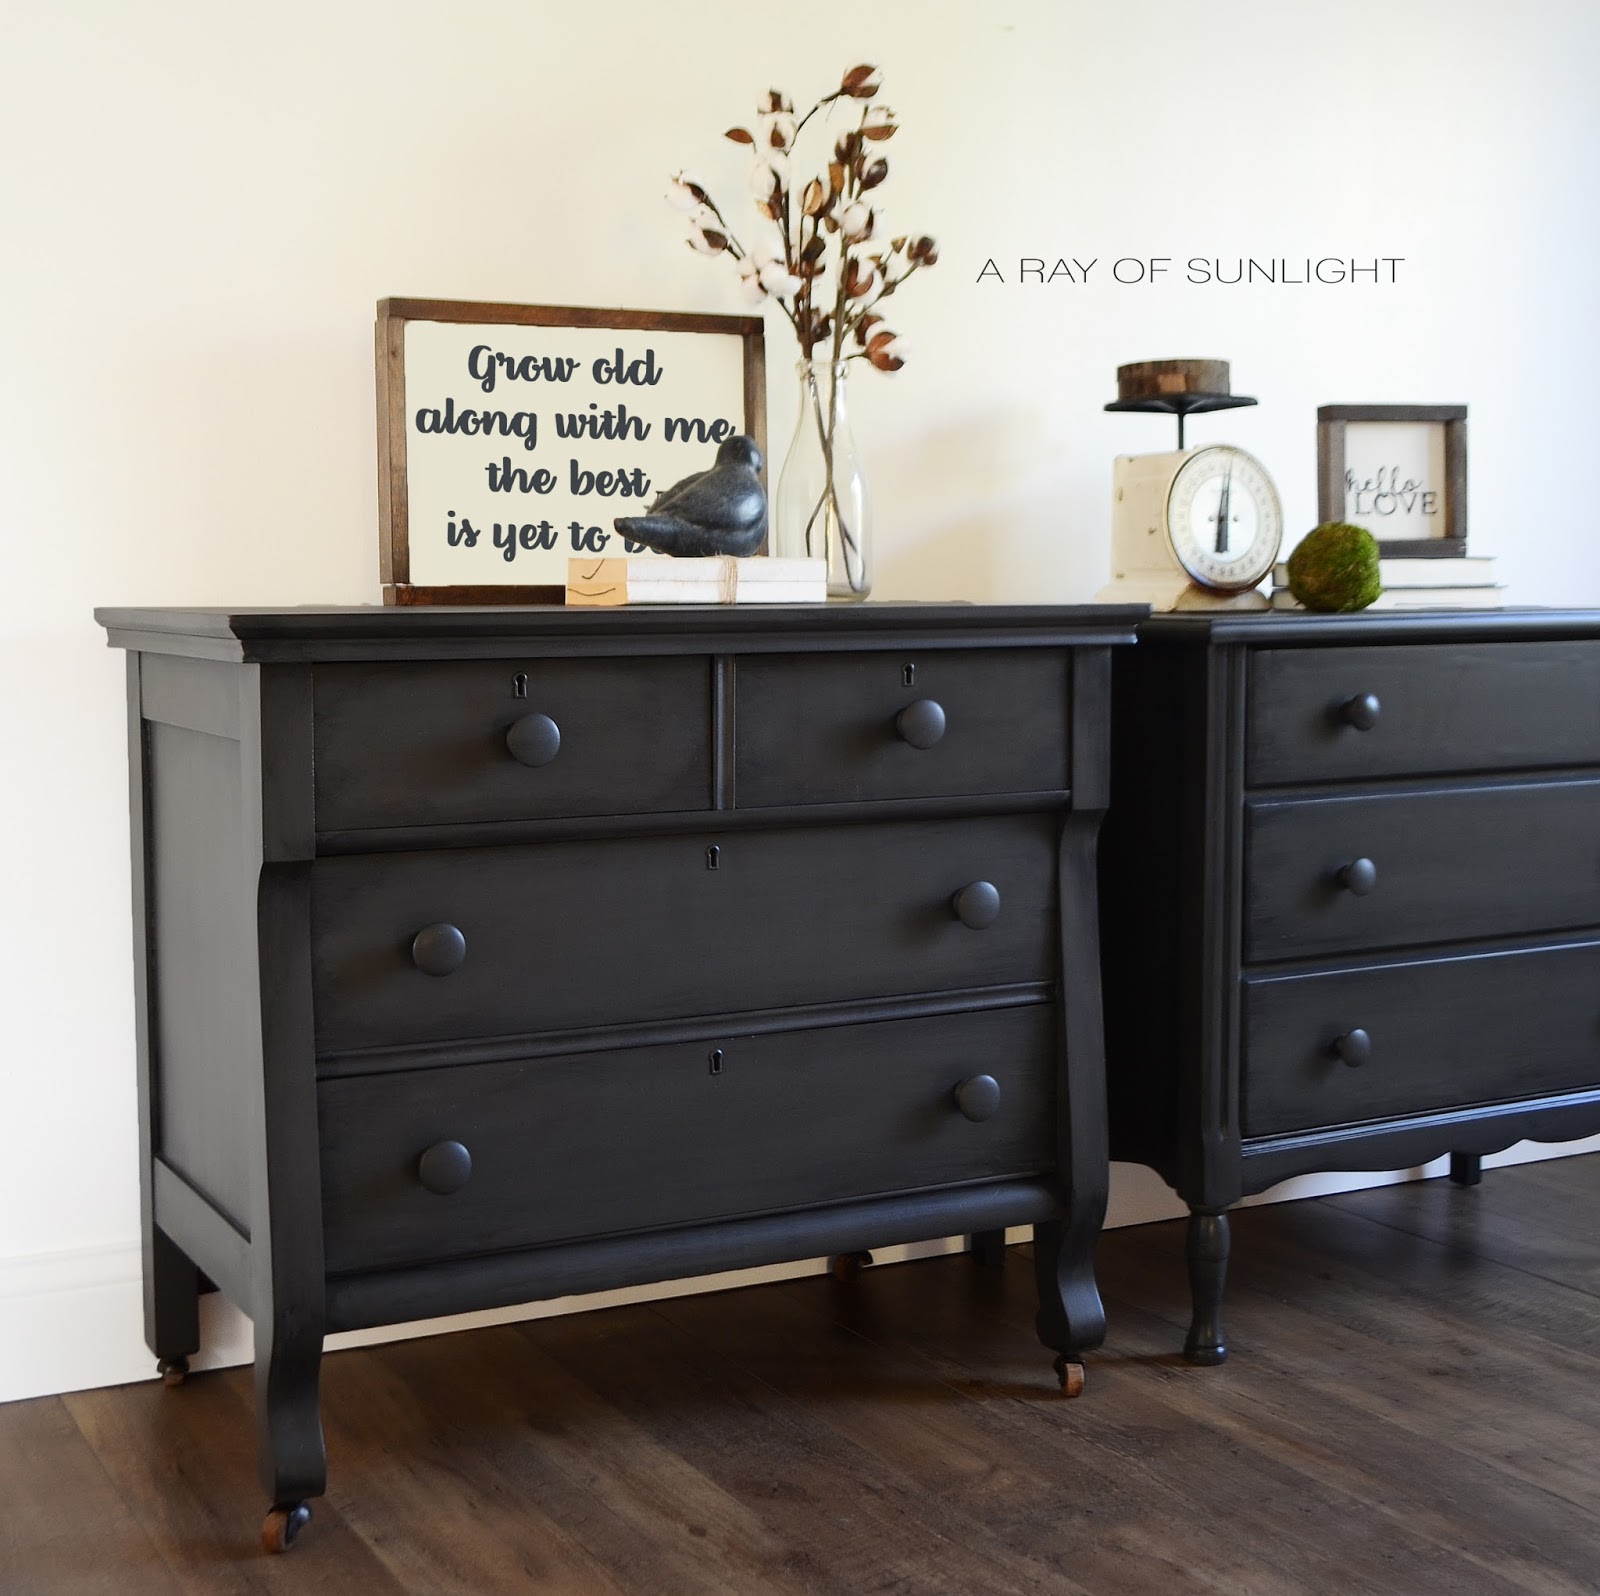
[735,650,1070,807]
[313,657,712,831]
[1243,941,1600,1137]
[1244,778,1600,961]
[1247,641,1600,787]
[311,815,1058,1052]
[319,1005,1058,1272]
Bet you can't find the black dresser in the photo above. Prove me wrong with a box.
[97,602,1140,1550]
[1101,609,1600,1364]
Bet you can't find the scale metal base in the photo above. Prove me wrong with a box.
[1095,575,1269,611]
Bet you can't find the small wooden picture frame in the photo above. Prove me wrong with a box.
[377,299,767,604]
[1316,404,1467,558]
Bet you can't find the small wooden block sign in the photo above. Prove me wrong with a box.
[567,556,826,607]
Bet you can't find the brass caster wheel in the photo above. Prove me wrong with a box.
[261,1502,312,1554]
[1053,1356,1085,1398]
[829,1250,873,1281]
[156,1356,189,1388]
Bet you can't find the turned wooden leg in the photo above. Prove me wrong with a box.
[1184,1206,1230,1366]
[254,1311,325,1552]
[1449,1152,1483,1187]
[968,1228,1008,1269]
[145,1225,200,1379]
[1033,1217,1106,1397]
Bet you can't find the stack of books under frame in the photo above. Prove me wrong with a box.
[1271,554,1505,611]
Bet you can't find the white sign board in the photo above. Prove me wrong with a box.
[377,301,765,600]
[1340,420,1448,542]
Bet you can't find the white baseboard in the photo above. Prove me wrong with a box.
[3,1134,1595,1406]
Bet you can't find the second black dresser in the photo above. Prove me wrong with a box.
[1101,609,1600,1364]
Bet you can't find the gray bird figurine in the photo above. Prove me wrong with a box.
[614,435,767,557]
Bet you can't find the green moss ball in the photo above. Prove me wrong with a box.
[1286,522,1382,613]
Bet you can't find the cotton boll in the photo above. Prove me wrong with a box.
[748,153,789,198]
[758,260,804,299]
[687,220,726,256]
[840,201,873,242]
[665,172,706,211]
[759,110,797,151]
[737,257,767,303]
[750,232,785,270]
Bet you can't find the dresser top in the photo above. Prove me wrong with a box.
[96,603,1146,662]
[1139,607,1600,645]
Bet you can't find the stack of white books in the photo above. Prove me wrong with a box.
[1271,554,1505,611]
[566,555,827,607]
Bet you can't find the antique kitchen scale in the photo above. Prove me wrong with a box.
[1096,359,1283,610]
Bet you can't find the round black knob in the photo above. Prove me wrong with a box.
[1332,1028,1373,1068]
[507,712,561,767]
[953,880,1002,929]
[1339,693,1382,731]
[896,699,947,749]
[1337,858,1378,896]
[411,922,466,976]
[954,1075,1002,1122]
[417,1139,472,1195]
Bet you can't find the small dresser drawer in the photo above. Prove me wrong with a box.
[319,1005,1058,1272]
[1247,641,1600,787]
[1243,940,1600,1137]
[735,649,1070,807]
[311,815,1058,1052]
[313,657,712,831]
[1244,778,1600,961]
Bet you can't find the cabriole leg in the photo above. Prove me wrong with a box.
[1033,1216,1105,1397]
[254,1311,325,1553]
[1184,1206,1231,1365]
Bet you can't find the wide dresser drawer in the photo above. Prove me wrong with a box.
[735,650,1070,807]
[311,815,1058,1052]
[1242,940,1600,1136]
[319,1005,1058,1272]
[1244,778,1600,961]
[313,657,713,831]
[1247,641,1600,787]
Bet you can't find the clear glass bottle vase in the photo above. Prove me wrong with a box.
[775,358,871,599]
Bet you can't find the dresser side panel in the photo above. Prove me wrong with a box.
[146,720,255,1232]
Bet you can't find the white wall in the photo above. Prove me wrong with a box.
[3,0,1598,1402]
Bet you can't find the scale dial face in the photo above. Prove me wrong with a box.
[1166,445,1283,592]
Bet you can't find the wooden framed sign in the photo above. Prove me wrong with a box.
[1316,404,1468,558]
[376,299,767,604]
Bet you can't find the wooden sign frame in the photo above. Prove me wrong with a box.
[1316,403,1468,559]
[376,298,767,605]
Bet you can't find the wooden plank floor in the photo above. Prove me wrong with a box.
[3,1155,1598,1594]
